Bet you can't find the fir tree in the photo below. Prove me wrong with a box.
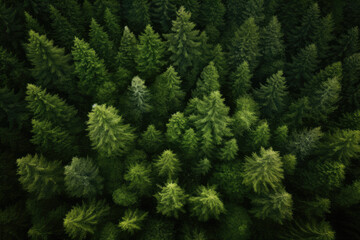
[113,186,138,207]
[342,53,360,109]
[87,104,135,156]
[177,0,201,22]
[139,125,164,154]
[219,205,251,240]
[334,26,359,60]
[127,0,151,33]
[24,11,45,35]
[335,180,360,207]
[124,162,152,195]
[164,6,201,76]
[118,209,148,234]
[17,154,63,199]
[249,121,271,151]
[116,26,138,72]
[192,62,220,98]
[232,95,259,137]
[104,8,122,46]
[25,30,73,90]
[155,181,187,218]
[194,158,211,176]
[314,14,334,60]
[166,112,188,145]
[251,190,293,224]
[210,44,228,84]
[254,70,288,119]
[64,157,103,198]
[181,128,199,158]
[282,154,297,175]
[272,125,288,150]
[283,97,311,128]
[198,0,225,41]
[64,200,110,240]
[219,138,239,162]
[135,25,166,79]
[242,147,284,194]
[127,76,152,121]
[99,222,120,240]
[154,150,181,179]
[229,17,261,71]
[72,37,109,96]
[151,0,177,32]
[288,127,323,160]
[230,61,252,100]
[189,185,225,221]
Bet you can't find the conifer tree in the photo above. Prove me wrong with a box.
[189,185,225,221]
[99,222,120,240]
[314,14,334,60]
[282,154,297,175]
[87,104,135,156]
[219,205,251,240]
[124,162,152,195]
[288,127,323,160]
[194,158,211,176]
[155,181,187,218]
[249,121,271,151]
[152,66,185,120]
[334,27,359,60]
[151,0,177,32]
[72,37,109,96]
[166,112,188,145]
[242,147,284,194]
[192,62,220,98]
[230,61,252,100]
[25,30,73,90]
[0,46,27,90]
[154,150,181,179]
[254,70,288,119]
[127,76,152,121]
[113,186,138,207]
[272,125,288,150]
[89,18,115,70]
[335,180,360,207]
[190,91,232,157]
[210,44,228,84]
[139,125,164,154]
[135,25,166,79]
[342,53,360,109]
[181,128,199,158]
[104,8,122,46]
[283,97,311,128]
[64,157,103,198]
[118,209,148,234]
[116,26,138,72]
[229,17,261,71]
[49,5,76,50]
[24,11,45,35]
[64,200,110,240]
[232,95,259,137]
[127,0,150,33]
[164,6,201,76]
[242,0,265,25]
[219,138,239,162]
[280,220,335,240]
[17,154,63,199]
[177,0,201,21]
[251,190,293,224]
[198,0,225,41]
[82,0,94,26]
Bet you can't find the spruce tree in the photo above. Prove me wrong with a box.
[155,181,187,218]
[64,157,103,198]
[87,104,135,157]
[154,150,181,179]
[314,14,334,60]
[127,76,152,121]
[242,147,284,194]
[72,37,109,97]
[219,205,251,240]
[17,154,63,199]
[283,97,311,128]
[194,158,212,176]
[166,112,188,145]
[181,128,199,159]
[112,186,138,207]
[198,0,225,41]
[118,209,148,234]
[104,8,122,46]
[164,6,201,76]
[127,0,150,33]
[151,0,177,32]
[25,30,73,90]
[210,44,228,84]
[282,154,297,175]
[124,162,152,195]
[24,11,45,35]
[219,138,239,162]
[189,185,225,221]
[116,26,138,72]
[135,25,166,79]
[139,125,164,154]
[64,200,109,240]
[230,61,252,100]
[229,17,261,71]
[342,53,360,109]
[249,121,271,151]
[334,26,359,60]
[335,180,360,207]
[288,127,323,160]
[192,61,220,98]
[272,125,288,150]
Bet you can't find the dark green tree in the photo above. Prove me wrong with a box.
[124,162,152,195]
[219,205,251,240]
[24,11,45,35]
[194,158,211,176]
[219,138,239,162]
[127,0,151,33]
[112,186,138,207]
[151,0,177,32]
[104,8,122,46]
[282,154,297,175]
[116,26,138,72]
[249,121,271,151]
[230,61,252,100]
[181,128,199,158]
[155,181,187,218]
[335,180,360,207]
[314,14,334,60]
[139,125,164,154]
[283,97,312,128]
[118,209,148,234]
[198,0,225,41]
[192,61,220,98]
[166,112,188,145]
[280,220,335,240]
[342,53,360,109]
[154,150,181,179]
[333,27,359,60]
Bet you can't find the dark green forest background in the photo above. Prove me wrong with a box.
[1,0,360,239]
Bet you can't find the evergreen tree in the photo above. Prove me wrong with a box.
[254,70,288,119]
[139,125,164,154]
[288,127,323,160]
[314,14,334,60]
[190,91,232,157]
[166,112,188,145]
[99,222,120,240]
[124,162,152,195]
[242,147,284,194]
[210,44,228,84]
[189,185,225,221]
[49,5,77,50]
[89,18,115,70]
[219,138,239,162]
[135,25,166,79]
[116,26,138,72]
[17,154,63,199]
[25,30,73,90]
[113,186,138,207]
[177,0,201,22]
[272,125,288,150]
[104,8,122,46]
[198,0,225,41]
[87,104,135,156]
[232,95,259,137]
[281,220,335,240]
[192,61,220,98]
[229,17,261,71]
[151,0,177,32]
[154,150,181,179]
[127,76,152,121]
[181,128,199,158]
[334,27,359,60]
[335,180,360,207]
[230,61,252,100]
[155,181,187,218]
[24,11,45,35]
[283,97,312,128]
[249,121,271,151]
[194,158,211,176]
[118,209,148,234]
[164,6,201,76]
[241,0,265,25]
[251,190,293,224]
[152,66,185,118]
[64,157,103,198]
[282,154,297,175]
[219,205,251,240]
[342,53,360,109]
[72,37,109,96]
[64,200,110,240]
[127,0,150,33]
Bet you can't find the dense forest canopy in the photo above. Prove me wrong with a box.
[1,0,360,239]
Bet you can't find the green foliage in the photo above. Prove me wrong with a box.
[232,96,259,137]
[272,125,288,150]
[24,11,45,35]
[64,157,103,198]
[64,200,110,240]
[139,218,174,240]
[99,222,120,240]
[194,158,211,176]
[155,181,187,218]
[166,112,188,145]
[283,97,311,128]
[280,220,335,240]
[124,162,152,195]
[335,180,360,207]
[218,205,251,240]
[17,154,63,199]
[139,124,164,154]
[87,104,135,156]
[282,154,297,175]
[118,209,148,234]
[154,150,181,179]
[104,8,122,46]
[113,186,138,207]
[151,0,177,32]
[127,76,152,121]
[219,138,239,162]
[116,26,138,72]
[249,121,271,151]
[181,128,199,158]
[314,14,334,60]
[334,27,359,60]
[230,61,252,99]
[288,127,323,159]
[242,147,284,194]
[127,0,150,33]
[342,53,360,109]
[192,61,220,98]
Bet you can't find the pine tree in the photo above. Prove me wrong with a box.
[189,185,225,221]
[254,70,288,119]
[151,0,177,32]
[124,162,152,195]
[334,26,359,60]
[24,11,45,35]
[135,25,166,79]
[64,200,110,240]
[25,30,73,90]
[219,138,239,162]
[104,8,122,46]
[152,66,185,118]
[93,0,122,21]
[116,26,138,72]
[118,209,148,234]
[229,17,261,71]
[280,220,335,240]
[155,181,187,218]
[139,125,164,154]
[181,128,199,158]
[89,18,115,70]
[17,154,63,199]
[64,157,103,198]
[192,62,220,98]
[251,190,293,224]
[127,0,150,33]
[127,76,152,121]
[154,150,181,179]
[242,147,284,194]
[87,104,135,156]
[242,0,265,25]
[82,0,94,25]
[249,121,271,151]
[112,186,138,207]
[230,61,252,100]
[72,37,109,96]
[190,91,232,157]
[166,112,188,145]
[164,6,201,76]
[49,5,77,50]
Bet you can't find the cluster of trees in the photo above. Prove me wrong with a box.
[1,0,360,239]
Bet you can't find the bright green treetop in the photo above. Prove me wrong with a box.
[155,181,187,218]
